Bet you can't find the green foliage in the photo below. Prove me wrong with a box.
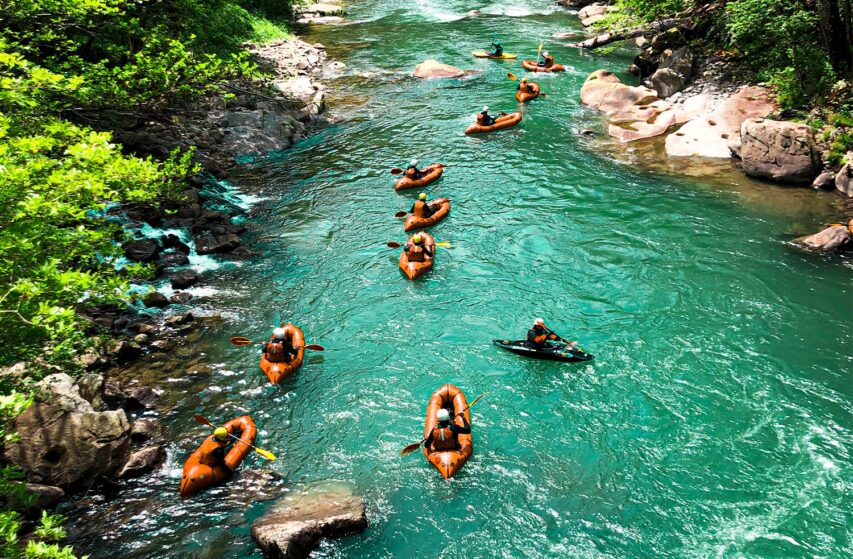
[248,14,295,43]
[826,130,853,167]
[614,0,688,22]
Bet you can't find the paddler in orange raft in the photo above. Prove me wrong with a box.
[179,416,257,498]
[259,324,305,384]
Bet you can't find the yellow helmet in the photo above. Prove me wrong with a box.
[419,192,427,200]
[520,77,527,83]
[413,234,423,244]
[213,427,228,441]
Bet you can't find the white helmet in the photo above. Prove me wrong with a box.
[534,318,544,326]
[543,51,550,57]
[482,105,489,112]
[273,327,286,339]
[410,158,418,166]
[437,408,451,422]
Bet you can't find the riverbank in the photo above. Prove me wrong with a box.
[557,1,853,253]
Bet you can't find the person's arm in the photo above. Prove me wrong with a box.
[423,430,434,449]
[404,243,411,252]
[451,416,471,435]
[424,246,433,257]
[410,202,417,213]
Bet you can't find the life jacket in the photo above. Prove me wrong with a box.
[407,243,426,262]
[432,424,458,451]
[265,337,291,363]
[476,112,488,125]
[405,165,419,179]
[543,54,555,68]
[412,200,429,218]
[196,436,229,468]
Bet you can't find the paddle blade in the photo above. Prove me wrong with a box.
[305,344,325,351]
[254,447,277,461]
[435,242,452,248]
[230,336,253,346]
[390,168,403,175]
[193,415,213,427]
[507,72,517,81]
[400,441,423,456]
[394,211,407,218]
[387,242,402,248]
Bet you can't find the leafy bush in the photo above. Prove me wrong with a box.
[615,0,688,22]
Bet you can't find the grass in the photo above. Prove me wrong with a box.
[248,14,294,43]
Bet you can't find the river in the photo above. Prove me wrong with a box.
[68,1,851,557]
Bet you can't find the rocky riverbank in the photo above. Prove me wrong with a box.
[1,20,352,558]
[561,1,853,254]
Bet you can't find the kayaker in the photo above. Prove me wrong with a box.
[490,39,503,57]
[404,158,423,180]
[517,77,535,94]
[404,234,433,262]
[538,51,555,68]
[424,408,471,451]
[527,318,558,349]
[476,106,496,127]
[410,192,435,218]
[204,427,231,468]
[262,327,298,363]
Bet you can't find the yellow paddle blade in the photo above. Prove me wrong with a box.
[435,242,452,248]
[254,447,276,461]
[507,72,518,81]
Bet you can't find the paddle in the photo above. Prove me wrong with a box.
[536,41,544,64]
[193,415,277,460]
[391,164,449,175]
[229,336,325,351]
[394,211,407,218]
[401,392,488,456]
[544,328,585,354]
[387,241,452,249]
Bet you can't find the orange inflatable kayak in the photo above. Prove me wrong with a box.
[465,112,522,135]
[180,415,257,498]
[515,82,540,102]
[398,232,435,281]
[259,323,305,384]
[395,164,444,191]
[521,60,566,72]
[404,198,451,232]
[423,384,473,479]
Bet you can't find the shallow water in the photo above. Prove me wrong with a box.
[68,2,852,558]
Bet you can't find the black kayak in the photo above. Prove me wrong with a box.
[493,339,595,362]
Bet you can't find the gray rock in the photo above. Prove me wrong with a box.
[76,373,107,411]
[659,47,693,81]
[39,373,94,413]
[251,483,367,559]
[130,419,163,443]
[740,119,820,183]
[2,403,131,488]
[106,339,142,363]
[794,225,852,253]
[116,445,166,479]
[161,233,191,253]
[169,291,193,305]
[122,239,160,263]
[164,312,194,326]
[159,252,190,268]
[836,158,853,197]
[650,68,686,99]
[24,484,65,515]
[124,386,161,410]
[273,77,317,105]
[811,171,835,190]
[143,291,170,309]
[195,233,241,255]
[170,269,200,289]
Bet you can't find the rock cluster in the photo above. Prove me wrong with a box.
[413,60,468,79]
[252,483,368,559]
[295,1,346,25]
[794,223,853,253]
[577,3,617,27]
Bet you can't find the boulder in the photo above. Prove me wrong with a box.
[106,339,142,363]
[580,70,657,115]
[124,386,161,410]
[608,100,677,142]
[836,159,853,197]
[812,171,835,190]
[794,225,852,253]
[75,373,107,411]
[122,239,160,263]
[300,3,343,16]
[158,252,190,268]
[273,77,317,105]
[2,403,131,488]
[659,47,693,81]
[579,3,613,26]
[24,484,64,515]
[195,233,241,255]
[39,374,94,413]
[116,445,166,479]
[651,68,686,99]
[739,119,820,183]
[413,60,465,79]
[130,419,163,443]
[170,269,200,289]
[169,291,193,305]
[665,86,777,158]
[143,291,169,309]
[251,483,367,559]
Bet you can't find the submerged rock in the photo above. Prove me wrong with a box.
[122,239,160,263]
[739,119,820,184]
[2,403,131,488]
[251,483,367,559]
[116,445,166,479]
[170,269,200,289]
[812,171,835,190]
[794,224,852,253]
[413,59,466,79]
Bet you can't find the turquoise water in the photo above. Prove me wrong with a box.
[69,2,852,558]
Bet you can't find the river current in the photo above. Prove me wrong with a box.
[68,2,851,557]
